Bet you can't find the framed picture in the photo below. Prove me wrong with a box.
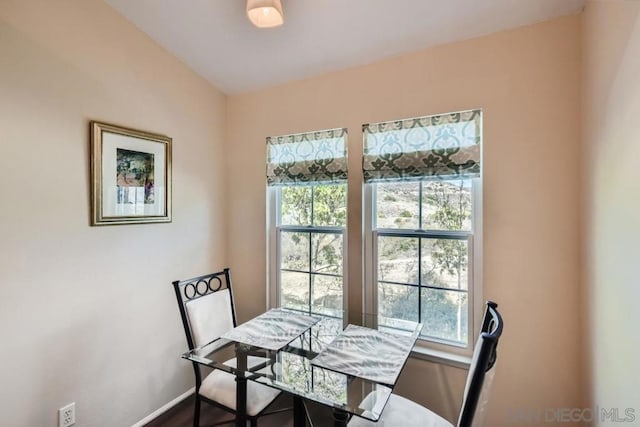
[90,121,172,225]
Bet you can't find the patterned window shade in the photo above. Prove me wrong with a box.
[267,128,347,186]
[363,109,481,182]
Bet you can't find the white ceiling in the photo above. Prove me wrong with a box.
[105,0,585,94]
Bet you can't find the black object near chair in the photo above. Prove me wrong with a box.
[173,269,282,427]
[348,301,504,427]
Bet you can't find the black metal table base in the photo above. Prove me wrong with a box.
[235,376,247,427]
[293,396,306,427]
[333,409,349,427]
[235,347,248,427]
[292,397,350,427]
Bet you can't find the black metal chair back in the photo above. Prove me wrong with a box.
[457,301,503,427]
[172,268,238,350]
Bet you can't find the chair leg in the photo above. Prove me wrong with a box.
[193,395,201,427]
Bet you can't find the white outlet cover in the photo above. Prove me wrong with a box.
[59,402,76,427]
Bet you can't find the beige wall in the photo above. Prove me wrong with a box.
[0,0,227,426]
[227,15,582,425]
[582,0,640,422]
[0,1,590,425]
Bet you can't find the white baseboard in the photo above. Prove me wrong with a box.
[131,387,195,427]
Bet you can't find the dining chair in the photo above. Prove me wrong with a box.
[348,301,503,427]
[173,269,282,427]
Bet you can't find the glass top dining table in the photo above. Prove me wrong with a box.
[183,308,423,427]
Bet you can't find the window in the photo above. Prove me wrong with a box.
[363,110,482,352]
[277,184,346,316]
[267,128,347,320]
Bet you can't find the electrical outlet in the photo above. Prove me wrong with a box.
[59,402,75,427]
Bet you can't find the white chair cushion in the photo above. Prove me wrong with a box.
[199,357,281,416]
[186,289,235,347]
[349,394,453,427]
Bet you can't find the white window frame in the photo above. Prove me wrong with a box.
[267,185,348,318]
[363,179,483,364]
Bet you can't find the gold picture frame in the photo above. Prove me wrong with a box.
[90,121,172,225]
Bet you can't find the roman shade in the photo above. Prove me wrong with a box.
[266,128,347,186]
[363,109,481,182]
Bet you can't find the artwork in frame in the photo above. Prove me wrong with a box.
[90,121,172,225]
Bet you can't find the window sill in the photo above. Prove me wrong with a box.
[410,345,472,369]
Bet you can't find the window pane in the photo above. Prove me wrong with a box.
[311,233,342,274]
[313,184,347,227]
[375,182,419,229]
[378,282,418,327]
[420,288,468,344]
[281,271,309,311]
[311,274,343,317]
[378,236,419,284]
[281,186,312,225]
[422,180,472,231]
[281,232,310,272]
[421,238,468,290]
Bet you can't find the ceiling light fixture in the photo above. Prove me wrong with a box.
[246,0,284,28]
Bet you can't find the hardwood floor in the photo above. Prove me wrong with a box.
[144,393,335,427]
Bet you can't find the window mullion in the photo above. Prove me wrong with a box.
[377,229,471,240]
[279,225,344,234]
[310,185,315,227]
[308,231,312,315]
[417,182,423,324]
[419,181,423,229]
[310,186,314,313]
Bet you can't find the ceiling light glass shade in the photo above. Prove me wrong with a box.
[247,0,284,28]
